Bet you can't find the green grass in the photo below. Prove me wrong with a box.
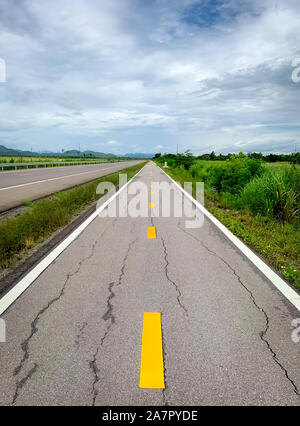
[240,167,300,222]
[0,162,146,271]
[0,156,118,163]
[163,158,299,223]
[264,161,300,169]
[0,156,119,171]
[159,163,300,288]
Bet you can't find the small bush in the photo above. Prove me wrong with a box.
[206,157,263,194]
[190,161,213,181]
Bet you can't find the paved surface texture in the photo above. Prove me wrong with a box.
[0,161,142,212]
[0,162,299,406]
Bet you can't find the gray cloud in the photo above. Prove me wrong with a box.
[0,0,299,154]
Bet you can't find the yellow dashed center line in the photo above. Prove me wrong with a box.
[147,226,156,239]
[139,312,165,389]
[149,202,154,208]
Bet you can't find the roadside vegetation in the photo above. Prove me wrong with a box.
[0,156,124,170]
[155,152,300,288]
[0,162,146,271]
[0,156,103,163]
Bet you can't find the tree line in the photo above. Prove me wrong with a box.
[154,150,300,165]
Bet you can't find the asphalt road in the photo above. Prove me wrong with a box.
[0,160,142,212]
[0,162,299,406]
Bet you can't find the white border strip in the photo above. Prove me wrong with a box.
[0,165,146,315]
[159,165,300,312]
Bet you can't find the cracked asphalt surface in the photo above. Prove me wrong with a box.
[0,162,299,406]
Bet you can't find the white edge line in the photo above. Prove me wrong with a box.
[0,164,146,315]
[159,164,300,312]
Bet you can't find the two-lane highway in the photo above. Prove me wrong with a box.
[0,162,299,405]
[0,160,142,212]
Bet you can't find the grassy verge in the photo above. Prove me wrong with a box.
[0,162,146,271]
[160,165,300,289]
[0,156,116,162]
[0,157,124,171]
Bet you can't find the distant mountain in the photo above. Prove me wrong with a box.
[0,145,36,156]
[70,150,117,158]
[0,144,153,159]
[0,145,117,158]
[124,153,154,158]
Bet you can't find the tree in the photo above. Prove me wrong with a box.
[175,150,195,170]
[209,151,216,160]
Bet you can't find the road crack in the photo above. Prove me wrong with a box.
[100,281,116,347]
[12,363,38,405]
[11,223,110,405]
[117,235,137,287]
[177,224,299,397]
[161,237,188,316]
[88,233,137,405]
[89,347,100,406]
[87,281,115,406]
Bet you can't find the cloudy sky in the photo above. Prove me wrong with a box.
[0,0,299,155]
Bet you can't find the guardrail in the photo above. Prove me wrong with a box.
[0,159,123,171]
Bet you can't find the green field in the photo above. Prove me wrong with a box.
[0,156,112,163]
[0,156,123,171]
[264,161,300,169]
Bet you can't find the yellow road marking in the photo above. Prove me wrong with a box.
[150,191,153,194]
[139,312,165,389]
[149,202,154,208]
[147,226,156,239]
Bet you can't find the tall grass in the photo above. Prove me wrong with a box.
[175,158,299,223]
[157,159,300,286]
[240,166,300,222]
[189,158,263,194]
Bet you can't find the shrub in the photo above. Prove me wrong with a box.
[174,151,195,170]
[206,157,263,194]
[189,161,213,181]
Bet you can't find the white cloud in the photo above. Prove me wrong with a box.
[0,0,299,153]
[107,140,120,146]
